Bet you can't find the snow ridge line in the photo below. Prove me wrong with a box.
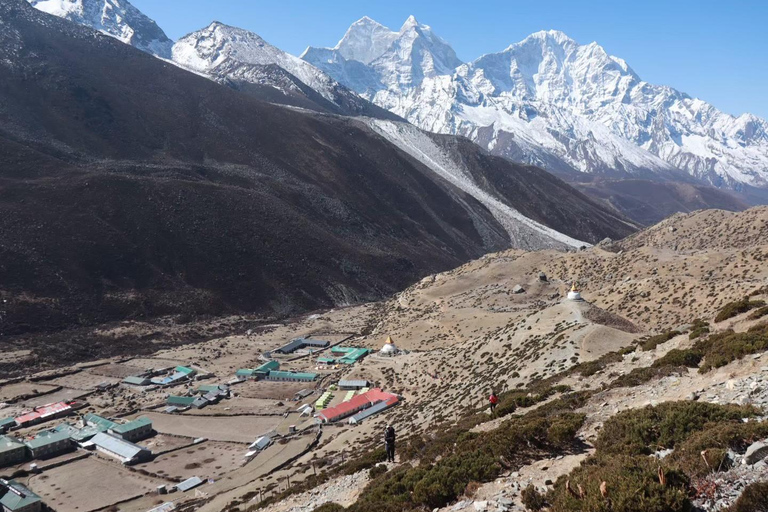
[367,119,588,249]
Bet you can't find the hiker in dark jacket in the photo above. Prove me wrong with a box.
[384,424,396,462]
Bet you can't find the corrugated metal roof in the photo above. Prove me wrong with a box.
[0,417,15,428]
[317,389,397,423]
[267,371,317,381]
[176,476,204,492]
[0,435,24,453]
[84,413,118,431]
[91,432,148,460]
[54,423,101,442]
[349,400,391,424]
[175,366,196,375]
[249,436,271,450]
[0,480,41,511]
[25,430,71,449]
[338,380,369,389]
[275,339,304,354]
[167,396,195,406]
[123,376,150,385]
[256,360,279,372]
[111,417,152,434]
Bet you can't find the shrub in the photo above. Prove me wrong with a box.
[521,484,546,511]
[545,455,691,512]
[342,447,386,475]
[369,464,388,479]
[668,422,768,477]
[313,505,345,512]
[725,482,768,511]
[607,365,685,390]
[653,349,703,368]
[688,319,710,340]
[595,402,761,456]
[695,324,768,372]
[715,298,766,323]
[748,306,768,321]
[641,330,680,351]
[464,480,482,498]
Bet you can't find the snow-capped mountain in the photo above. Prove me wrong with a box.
[304,19,768,190]
[172,22,400,118]
[27,0,172,58]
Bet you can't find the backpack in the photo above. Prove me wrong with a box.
[489,394,498,404]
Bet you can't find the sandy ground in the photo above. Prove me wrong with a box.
[24,456,164,512]
[141,412,283,443]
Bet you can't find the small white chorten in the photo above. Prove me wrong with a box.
[567,282,583,301]
[380,336,398,356]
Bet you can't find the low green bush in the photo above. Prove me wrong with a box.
[313,505,345,512]
[607,365,684,390]
[725,482,768,512]
[715,298,766,323]
[521,484,546,511]
[688,319,710,340]
[668,422,768,477]
[653,349,703,368]
[641,330,680,351]
[545,454,691,512]
[595,402,761,456]
[748,306,768,321]
[695,324,768,372]
[369,464,388,479]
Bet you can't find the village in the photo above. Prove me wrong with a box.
[0,319,406,512]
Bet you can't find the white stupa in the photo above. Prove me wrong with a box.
[567,282,583,301]
[380,336,398,356]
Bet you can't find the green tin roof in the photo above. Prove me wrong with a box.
[268,371,317,381]
[0,481,41,511]
[122,376,150,385]
[167,396,196,406]
[175,366,196,375]
[111,417,152,434]
[0,417,15,428]
[0,436,24,454]
[256,360,279,372]
[84,413,118,431]
[25,430,71,449]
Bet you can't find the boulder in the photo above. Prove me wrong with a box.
[512,285,525,294]
[744,441,768,465]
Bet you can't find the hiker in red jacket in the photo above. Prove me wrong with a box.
[489,392,499,413]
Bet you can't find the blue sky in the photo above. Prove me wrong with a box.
[131,0,768,119]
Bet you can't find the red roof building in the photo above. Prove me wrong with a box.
[316,389,398,423]
[14,402,73,427]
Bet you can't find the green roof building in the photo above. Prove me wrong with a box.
[256,361,279,372]
[235,369,255,378]
[0,418,14,434]
[83,413,118,432]
[0,436,27,468]
[122,376,151,386]
[24,430,73,459]
[166,396,196,407]
[0,480,42,512]
[110,417,153,442]
[175,366,197,377]
[331,347,370,364]
[265,371,318,382]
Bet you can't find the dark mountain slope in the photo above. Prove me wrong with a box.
[0,0,633,335]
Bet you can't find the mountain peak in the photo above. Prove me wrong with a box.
[400,15,420,31]
[27,0,173,58]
